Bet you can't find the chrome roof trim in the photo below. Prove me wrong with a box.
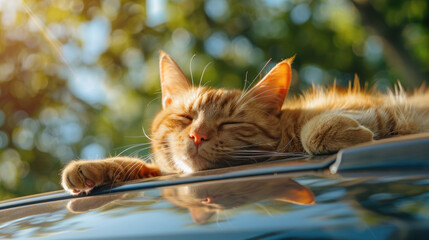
[0,157,333,210]
[330,132,429,174]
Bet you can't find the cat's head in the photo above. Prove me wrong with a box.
[151,51,293,173]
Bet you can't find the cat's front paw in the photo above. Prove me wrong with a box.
[61,160,110,195]
[301,114,374,155]
[61,157,162,195]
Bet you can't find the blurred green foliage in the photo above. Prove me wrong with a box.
[0,0,428,200]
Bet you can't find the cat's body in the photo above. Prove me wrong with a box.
[279,86,429,155]
[61,51,429,195]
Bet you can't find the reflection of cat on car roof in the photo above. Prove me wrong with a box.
[163,176,315,224]
[61,51,429,195]
[64,176,315,225]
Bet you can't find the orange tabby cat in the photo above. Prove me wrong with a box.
[61,51,429,195]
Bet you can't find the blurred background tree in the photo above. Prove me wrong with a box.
[0,0,427,200]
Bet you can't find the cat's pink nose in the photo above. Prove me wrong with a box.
[189,131,208,147]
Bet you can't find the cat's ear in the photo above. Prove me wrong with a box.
[246,56,294,114]
[274,179,315,205]
[159,50,192,108]
[188,207,215,224]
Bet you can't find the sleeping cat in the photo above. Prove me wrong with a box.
[61,50,429,195]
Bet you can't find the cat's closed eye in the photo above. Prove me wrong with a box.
[218,122,244,130]
[178,114,193,121]
[171,114,193,124]
[218,122,255,133]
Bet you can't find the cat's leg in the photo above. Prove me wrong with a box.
[61,156,161,195]
[301,114,374,155]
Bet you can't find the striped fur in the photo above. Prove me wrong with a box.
[152,52,429,173]
[61,51,429,195]
[279,85,429,154]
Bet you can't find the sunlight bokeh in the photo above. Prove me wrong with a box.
[0,0,428,200]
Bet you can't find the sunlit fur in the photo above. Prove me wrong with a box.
[152,81,429,174]
[61,52,429,195]
[279,83,429,154]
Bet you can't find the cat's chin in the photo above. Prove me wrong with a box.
[175,153,216,173]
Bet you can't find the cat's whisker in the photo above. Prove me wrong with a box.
[117,143,151,156]
[284,136,295,149]
[219,141,279,150]
[199,62,213,87]
[222,157,257,163]
[243,58,272,94]
[142,126,154,141]
[115,159,139,178]
[229,153,303,159]
[235,87,283,113]
[117,142,152,149]
[221,210,232,224]
[237,71,250,104]
[240,87,285,107]
[128,148,152,158]
[190,53,196,87]
[123,161,143,182]
[242,71,249,93]
[146,96,162,108]
[116,139,168,157]
[231,149,306,156]
[230,145,277,151]
[230,144,277,150]
[216,151,261,163]
[229,153,274,157]
[232,149,277,153]
[232,149,301,154]
[140,153,158,163]
[143,154,155,162]
[124,164,142,182]
[253,203,273,216]
[117,159,140,177]
[216,211,221,226]
[201,80,212,89]
[111,159,141,189]
[123,136,153,139]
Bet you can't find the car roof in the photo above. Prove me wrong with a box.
[1,133,429,239]
[1,132,429,211]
